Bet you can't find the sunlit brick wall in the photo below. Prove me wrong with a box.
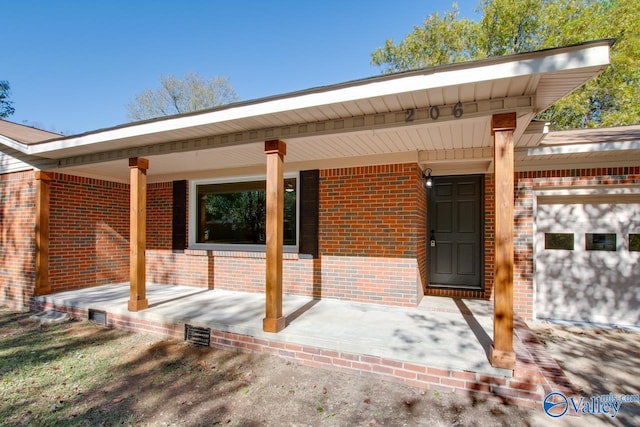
[48,173,130,292]
[320,164,422,258]
[318,163,424,306]
[0,171,36,310]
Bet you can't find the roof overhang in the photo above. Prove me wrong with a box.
[0,40,614,182]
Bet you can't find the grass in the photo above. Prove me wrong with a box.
[0,308,280,426]
[0,310,145,426]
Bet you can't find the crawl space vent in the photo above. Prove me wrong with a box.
[185,324,211,347]
[88,309,107,325]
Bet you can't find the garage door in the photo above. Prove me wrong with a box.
[535,195,640,327]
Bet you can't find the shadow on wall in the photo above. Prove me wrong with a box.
[95,221,129,284]
[535,202,640,327]
[0,174,35,310]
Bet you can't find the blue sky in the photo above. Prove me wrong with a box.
[4,0,479,135]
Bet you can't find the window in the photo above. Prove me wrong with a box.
[194,177,297,246]
[585,233,616,251]
[630,234,640,252]
[545,233,574,250]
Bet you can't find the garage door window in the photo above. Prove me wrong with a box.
[585,233,616,251]
[630,234,640,252]
[545,233,574,250]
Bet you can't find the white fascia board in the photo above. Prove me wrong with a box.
[26,43,611,157]
[0,135,31,154]
[526,140,640,156]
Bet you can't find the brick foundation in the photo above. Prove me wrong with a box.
[33,298,546,409]
[319,255,418,306]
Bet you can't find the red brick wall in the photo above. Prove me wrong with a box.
[147,182,173,250]
[319,256,418,305]
[144,164,426,306]
[140,182,315,295]
[49,173,129,292]
[513,166,640,319]
[15,164,638,317]
[416,168,427,294]
[320,164,422,258]
[0,171,36,310]
[209,252,314,295]
[318,164,424,306]
[146,250,212,287]
[146,182,208,286]
[146,181,200,286]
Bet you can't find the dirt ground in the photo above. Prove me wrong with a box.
[1,309,639,426]
[528,321,640,427]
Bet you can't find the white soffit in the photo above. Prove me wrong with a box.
[520,125,640,166]
[13,40,611,158]
[527,140,640,156]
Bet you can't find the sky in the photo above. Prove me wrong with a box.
[3,0,480,135]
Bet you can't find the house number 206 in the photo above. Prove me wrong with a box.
[405,102,463,122]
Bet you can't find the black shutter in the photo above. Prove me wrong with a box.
[299,170,319,258]
[172,180,187,251]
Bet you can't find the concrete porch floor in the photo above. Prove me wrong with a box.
[34,283,582,407]
[34,283,509,376]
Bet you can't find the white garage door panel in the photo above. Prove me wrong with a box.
[535,200,640,327]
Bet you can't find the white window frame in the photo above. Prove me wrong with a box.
[188,173,300,252]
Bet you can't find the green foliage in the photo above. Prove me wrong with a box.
[126,72,239,121]
[371,5,481,71]
[201,182,296,245]
[538,0,640,128]
[0,80,15,118]
[205,191,267,244]
[479,0,546,56]
[371,0,640,129]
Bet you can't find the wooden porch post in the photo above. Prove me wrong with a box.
[490,113,517,370]
[34,171,52,296]
[263,140,286,332]
[128,157,149,312]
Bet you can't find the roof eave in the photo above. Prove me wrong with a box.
[13,39,614,157]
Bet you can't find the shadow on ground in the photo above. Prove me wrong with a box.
[0,308,541,426]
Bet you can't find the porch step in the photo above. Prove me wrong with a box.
[30,310,69,324]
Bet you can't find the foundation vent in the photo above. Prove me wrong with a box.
[185,324,211,347]
[88,309,107,326]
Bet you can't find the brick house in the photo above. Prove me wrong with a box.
[1,40,637,370]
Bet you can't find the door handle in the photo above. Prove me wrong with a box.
[430,230,436,247]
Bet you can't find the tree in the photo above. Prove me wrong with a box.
[371,0,640,129]
[0,80,15,118]
[126,72,239,121]
[370,5,481,72]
